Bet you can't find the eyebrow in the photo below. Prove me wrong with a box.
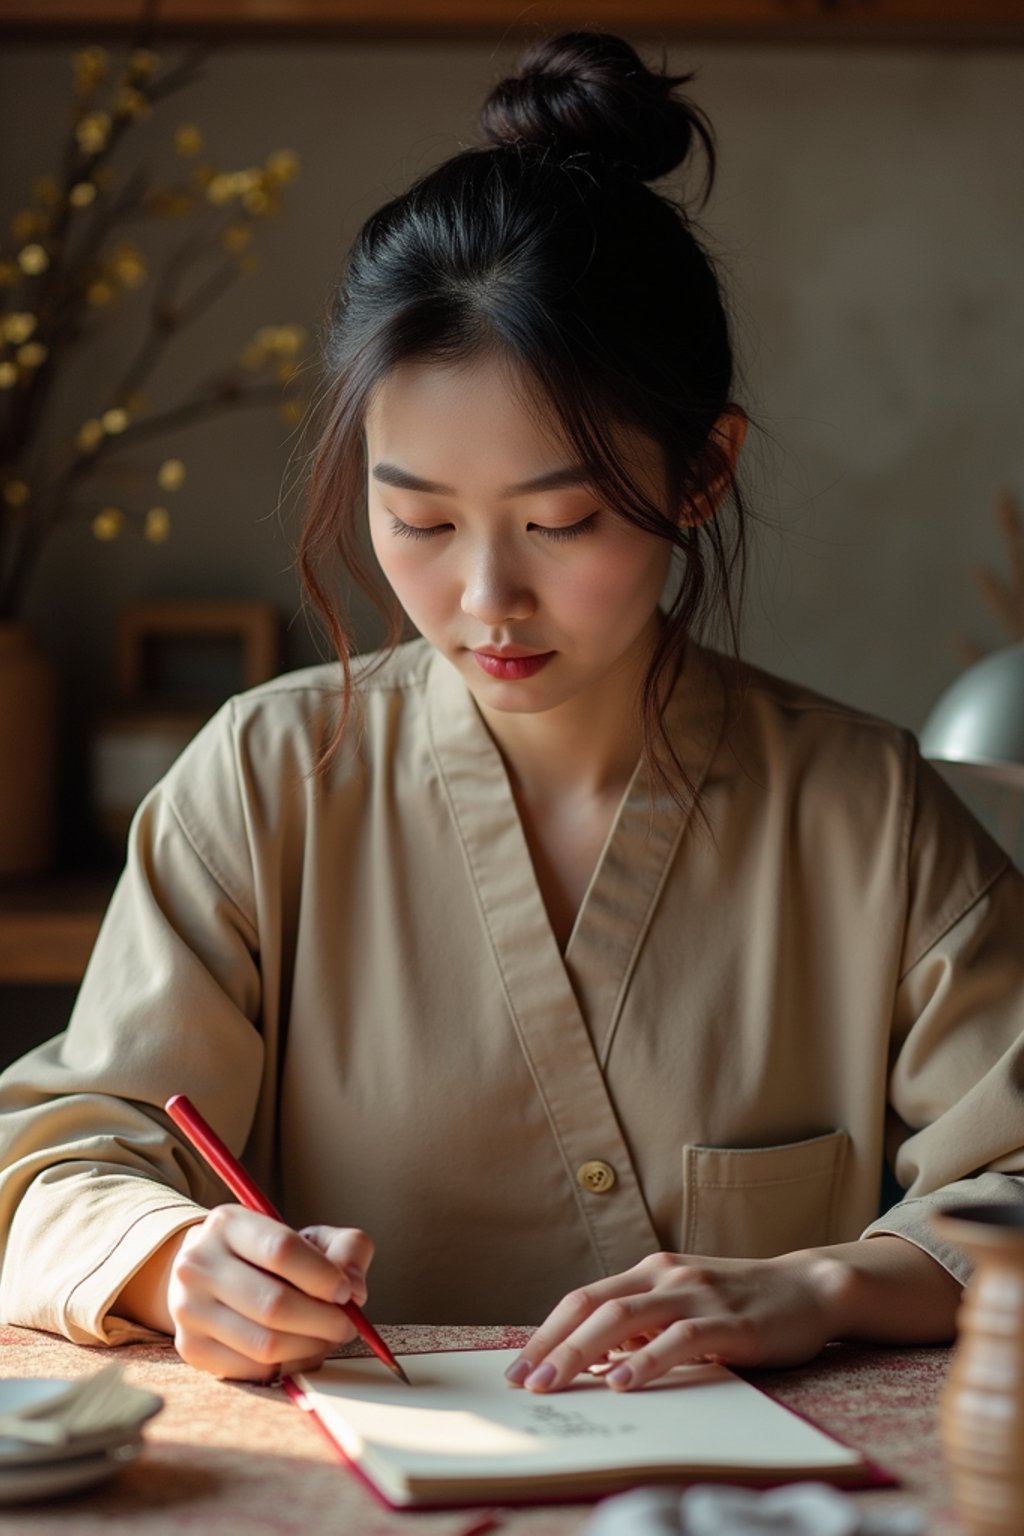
[371,462,595,498]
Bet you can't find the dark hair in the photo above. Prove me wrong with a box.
[298,30,746,801]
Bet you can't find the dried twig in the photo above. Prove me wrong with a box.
[958,488,1024,666]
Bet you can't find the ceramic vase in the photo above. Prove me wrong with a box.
[933,1203,1024,1536]
[0,620,57,879]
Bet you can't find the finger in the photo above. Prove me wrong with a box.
[185,1293,349,1374]
[212,1207,363,1308]
[521,1296,684,1394]
[176,1219,355,1348]
[174,1326,289,1383]
[506,1268,657,1386]
[210,1248,356,1347]
[299,1225,376,1305]
[605,1315,758,1391]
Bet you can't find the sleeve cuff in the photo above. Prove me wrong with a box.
[860,1173,1024,1289]
[62,1199,207,1346]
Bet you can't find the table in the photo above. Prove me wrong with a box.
[0,1323,965,1534]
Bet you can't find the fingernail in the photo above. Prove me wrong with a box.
[504,1358,531,1385]
[525,1363,556,1391]
[607,1364,633,1389]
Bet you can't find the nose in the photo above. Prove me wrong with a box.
[460,538,536,626]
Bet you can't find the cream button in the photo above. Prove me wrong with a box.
[577,1160,616,1194]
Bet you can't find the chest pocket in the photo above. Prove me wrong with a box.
[681,1129,849,1258]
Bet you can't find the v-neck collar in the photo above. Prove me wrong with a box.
[424,643,727,1275]
[425,643,727,1042]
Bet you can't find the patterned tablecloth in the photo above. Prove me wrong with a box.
[0,1323,965,1535]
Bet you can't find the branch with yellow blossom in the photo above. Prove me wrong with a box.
[0,40,310,618]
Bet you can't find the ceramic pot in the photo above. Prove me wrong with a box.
[0,621,57,879]
[933,1203,1024,1536]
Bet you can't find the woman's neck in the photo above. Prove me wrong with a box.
[475,625,661,807]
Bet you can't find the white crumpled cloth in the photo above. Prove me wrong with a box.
[582,1483,923,1536]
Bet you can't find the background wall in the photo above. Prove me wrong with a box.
[2,37,1023,851]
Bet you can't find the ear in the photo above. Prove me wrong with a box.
[680,407,749,528]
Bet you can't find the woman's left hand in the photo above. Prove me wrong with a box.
[505,1249,842,1394]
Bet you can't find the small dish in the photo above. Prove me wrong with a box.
[0,1442,143,1505]
[0,1378,162,1469]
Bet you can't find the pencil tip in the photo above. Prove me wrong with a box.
[391,1360,411,1385]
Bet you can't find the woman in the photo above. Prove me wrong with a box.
[1,32,1022,1394]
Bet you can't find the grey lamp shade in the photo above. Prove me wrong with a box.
[919,641,1024,788]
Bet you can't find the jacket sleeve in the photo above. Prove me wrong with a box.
[860,752,1024,1284]
[0,701,266,1344]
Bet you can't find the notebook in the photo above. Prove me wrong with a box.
[290,1347,879,1509]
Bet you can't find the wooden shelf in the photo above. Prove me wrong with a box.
[0,0,1022,43]
[0,872,115,986]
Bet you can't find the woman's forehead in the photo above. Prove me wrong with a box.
[364,354,662,491]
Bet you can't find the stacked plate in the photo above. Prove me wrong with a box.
[0,1366,163,1504]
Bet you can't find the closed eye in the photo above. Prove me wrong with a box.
[386,510,600,542]
[530,512,599,542]
[387,515,452,540]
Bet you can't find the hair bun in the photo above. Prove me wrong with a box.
[479,31,715,189]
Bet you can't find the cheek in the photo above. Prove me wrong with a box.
[557,542,670,625]
[372,538,449,626]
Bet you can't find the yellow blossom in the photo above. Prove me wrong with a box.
[0,362,17,389]
[17,244,49,276]
[2,481,29,508]
[242,187,270,217]
[255,325,306,357]
[76,111,112,155]
[157,459,186,492]
[112,243,146,287]
[265,149,300,184]
[2,313,37,345]
[277,325,306,354]
[76,419,105,452]
[16,341,47,369]
[87,280,115,307]
[175,124,203,158]
[69,182,97,208]
[92,507,124,541]
[144,507,171,543]
[33,177,60,207]
[115,86,149,120]
[128,48,160,79]
[206,173,237,206]
[73,47,108,83]
[221,222,252,253]
[101,407,129,434]
[12,211,40,242]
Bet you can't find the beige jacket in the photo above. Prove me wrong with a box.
[1,639,1022,1346]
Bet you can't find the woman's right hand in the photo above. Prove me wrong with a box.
[122,1207,375,1381]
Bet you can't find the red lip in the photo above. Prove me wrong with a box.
[472,650,554,681]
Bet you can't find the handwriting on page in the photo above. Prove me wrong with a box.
[521,1403,638,1439]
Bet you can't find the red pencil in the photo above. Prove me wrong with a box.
[165,1093,410,1385]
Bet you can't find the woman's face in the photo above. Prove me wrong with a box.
[364,352,675,719]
